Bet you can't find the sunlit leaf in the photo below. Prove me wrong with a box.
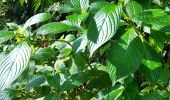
[24,13,53,29]
[0,43,31,91]
[88,4,122,56]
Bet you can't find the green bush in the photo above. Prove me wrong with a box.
[0,0,170,99]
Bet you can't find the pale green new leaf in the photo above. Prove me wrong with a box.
[88,4,122,56]
[71,0,89,10]
[24,13,53,29]
[107,28,143,79]
[0,43,31,92]
[0,30,15,44]
[36,22,77,35]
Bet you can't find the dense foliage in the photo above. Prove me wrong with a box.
[0,0,170,99]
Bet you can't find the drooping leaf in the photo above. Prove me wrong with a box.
[107,28,143,79]
[0,43,31,91]
[88,4,122,56]
[24,13,53,29]
[36,22,77,35]
[0,30,15,44]
[71,0,89,10]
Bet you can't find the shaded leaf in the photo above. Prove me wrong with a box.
[107,28,143,79]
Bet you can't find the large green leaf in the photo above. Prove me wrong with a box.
[36,22,76,35]
[88,4,122,56]
[107,28,143,79]
[0,43,31,91]
[23,13,53,29]
[140,41,161,83]
[126,1,142,24]
[135,10,170,30]
[71,0,89,10]
[0,30,15,44]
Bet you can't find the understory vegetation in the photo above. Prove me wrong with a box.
[0,0,170,99]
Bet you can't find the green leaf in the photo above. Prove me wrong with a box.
[59,4,77,13]
[66,13,88,27]
[107,28,143,79]
[104,86,124,100]
[126,1,142,24]
[36,22,76,35]
[27,75,46,89]
[0,90,10,100]
[71,34,88,53]
[6,23,19,31]
[24,13,53,29]
[71,0,89,10]
[0,43,31,91]
[44,93,60,100]
[33,47,55,61]
[47,74,60,89]
[89,1,110,14]
[69,54,86,75]
[88,4,122,56]
[140,64,160,83]
[106,61,116,84]
[139,93,165,100]
[0,30,15,44]
[19,0,25,6]
[142,42,161,70]
[136,11,170,29]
